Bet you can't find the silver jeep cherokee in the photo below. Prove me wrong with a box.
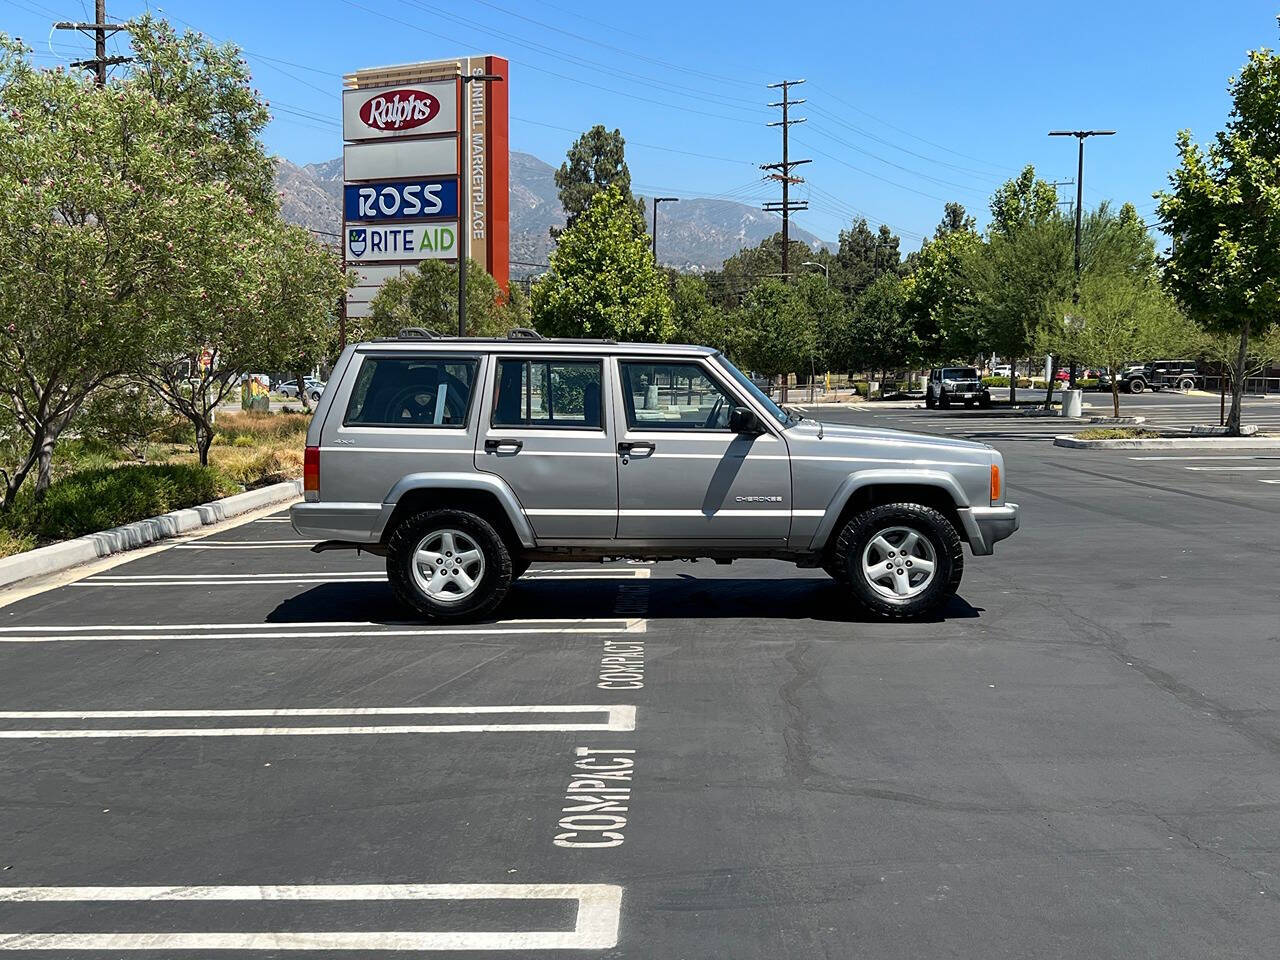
[292,330,1020,620]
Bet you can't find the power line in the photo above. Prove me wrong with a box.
[792,135,951,204]
[53,0,130,84]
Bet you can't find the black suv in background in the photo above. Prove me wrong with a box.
[1099,360,1200,394]
[925,367,992,409]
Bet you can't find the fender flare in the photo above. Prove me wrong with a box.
[372,472,536,548]
[807,469,968,551]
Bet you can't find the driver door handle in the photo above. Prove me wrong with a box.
[484,438,523,454]
[618,441,655,455]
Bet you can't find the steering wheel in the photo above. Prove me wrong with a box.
[703,395,726,429]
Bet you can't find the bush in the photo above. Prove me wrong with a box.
[1076,378,1099,389]
[4,464,238,541]
[982,376,1010,387]
[851,380,870,397]
[215,411,312,442]
[1075,427,1164,440]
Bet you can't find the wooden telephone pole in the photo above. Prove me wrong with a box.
[762,79,810,284]
[54,0,131,85]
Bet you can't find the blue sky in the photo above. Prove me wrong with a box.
[6,0,1278,250]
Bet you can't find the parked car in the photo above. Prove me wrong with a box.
[925,367,992,409]
[1099,360,1199,394]
[278,378,326,402]
[991,364,1012,378]
[291,330,1019,621]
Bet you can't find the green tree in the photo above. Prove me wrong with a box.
[670,275,737,354]
[365,259,509,340]
[966,167,1073,405]
[553,124,643,236]
[710,232,819,308]
[834,218,901,298]
[0,19,282,504]
[735,278,813,402]
[532,185,673,342]
[843,274,917,386]
[1054,271,1192,417]
[935,201,977,238]
[1157,21,1280,434]
[903,223,983,363]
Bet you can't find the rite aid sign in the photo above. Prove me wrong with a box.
[344,179,459,223]
[342,81,457,141]
[345,223,457,262]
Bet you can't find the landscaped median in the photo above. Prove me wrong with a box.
[0,411,309,587]
[1055,426,1280,450]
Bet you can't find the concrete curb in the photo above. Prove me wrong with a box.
[1053,436,1280,450]
[0,479,303,590]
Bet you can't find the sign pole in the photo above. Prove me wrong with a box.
[457,74,468,337]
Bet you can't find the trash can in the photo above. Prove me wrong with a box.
[1060,388,1083,418]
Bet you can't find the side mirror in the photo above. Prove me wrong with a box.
[729,405,761,434]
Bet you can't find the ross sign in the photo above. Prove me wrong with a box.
[345,222,457,262]
[342,81,457,141]
[344,179,458,223]
[344,138,459,181]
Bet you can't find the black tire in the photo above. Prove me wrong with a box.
[938,390,951,410]
[979,394,992,409]
[924,390,936,410]
[1129,379,1145,394]
[831,503,964,619]
[386,509,513,621]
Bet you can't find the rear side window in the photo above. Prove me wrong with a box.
[344,356,478,427]
[492,359,603,428]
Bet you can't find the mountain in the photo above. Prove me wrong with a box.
[275,150,833,276]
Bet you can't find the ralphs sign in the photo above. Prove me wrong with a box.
[343,179,458,222]
[342,80,457,141]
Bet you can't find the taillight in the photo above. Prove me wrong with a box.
[990,463,1001,504]
[304,445,320,495]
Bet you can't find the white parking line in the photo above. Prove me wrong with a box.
[73,568,652,588]
[0,618,647,643]
[1130,455,1280,461]
[0,883,622,951]
[1184,466,1280,472]
[0,704,637,738]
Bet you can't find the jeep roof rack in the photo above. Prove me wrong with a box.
[397,327,441,339]
[506,327,544,340]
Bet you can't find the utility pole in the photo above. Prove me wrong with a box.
[1048,178,1076,213]
[457,70,504,337]
[1049,129,1115,389]
[54,1,130,85]
[651,197,678,264]
[762,79,810,285]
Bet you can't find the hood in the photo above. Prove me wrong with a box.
[783,417,993,460]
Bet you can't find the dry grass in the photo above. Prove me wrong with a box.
[1075,427,1165,440]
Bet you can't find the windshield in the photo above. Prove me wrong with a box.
[714,355,792,427]
[943,368,979,380]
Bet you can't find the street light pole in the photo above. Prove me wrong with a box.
[801,261,829,401]
[651,197,678,264]
[1049,129,1115,386]
[457,72,504,337]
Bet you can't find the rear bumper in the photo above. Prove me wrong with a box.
[290,501,382,544]
[957,503,1020,556]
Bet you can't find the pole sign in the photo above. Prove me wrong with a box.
[344,179,458,222]
[345,223,457,262]
[341,56,509,320]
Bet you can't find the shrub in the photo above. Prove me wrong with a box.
[851,380,870,397]
[1075,427,1164,440]
[982,376,1010,387]
[0,528,35,559]
[4,464,238,541]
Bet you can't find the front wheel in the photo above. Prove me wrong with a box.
[938,391,951,410]
[925,390,936,410]
[979,394,992,409]
[1128,379,1145,394]
[386,509,513,621]
[831,503,964,619]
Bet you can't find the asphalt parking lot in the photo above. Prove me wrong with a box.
[1,398,1279,958]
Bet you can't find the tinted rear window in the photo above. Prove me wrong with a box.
[344,356,478,427]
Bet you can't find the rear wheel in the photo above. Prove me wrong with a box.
[387,509,512,621]
[831,503,963,619]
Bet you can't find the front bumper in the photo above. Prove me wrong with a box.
[957,503,1020,556]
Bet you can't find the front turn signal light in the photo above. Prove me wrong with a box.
[990,463,1001,504]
